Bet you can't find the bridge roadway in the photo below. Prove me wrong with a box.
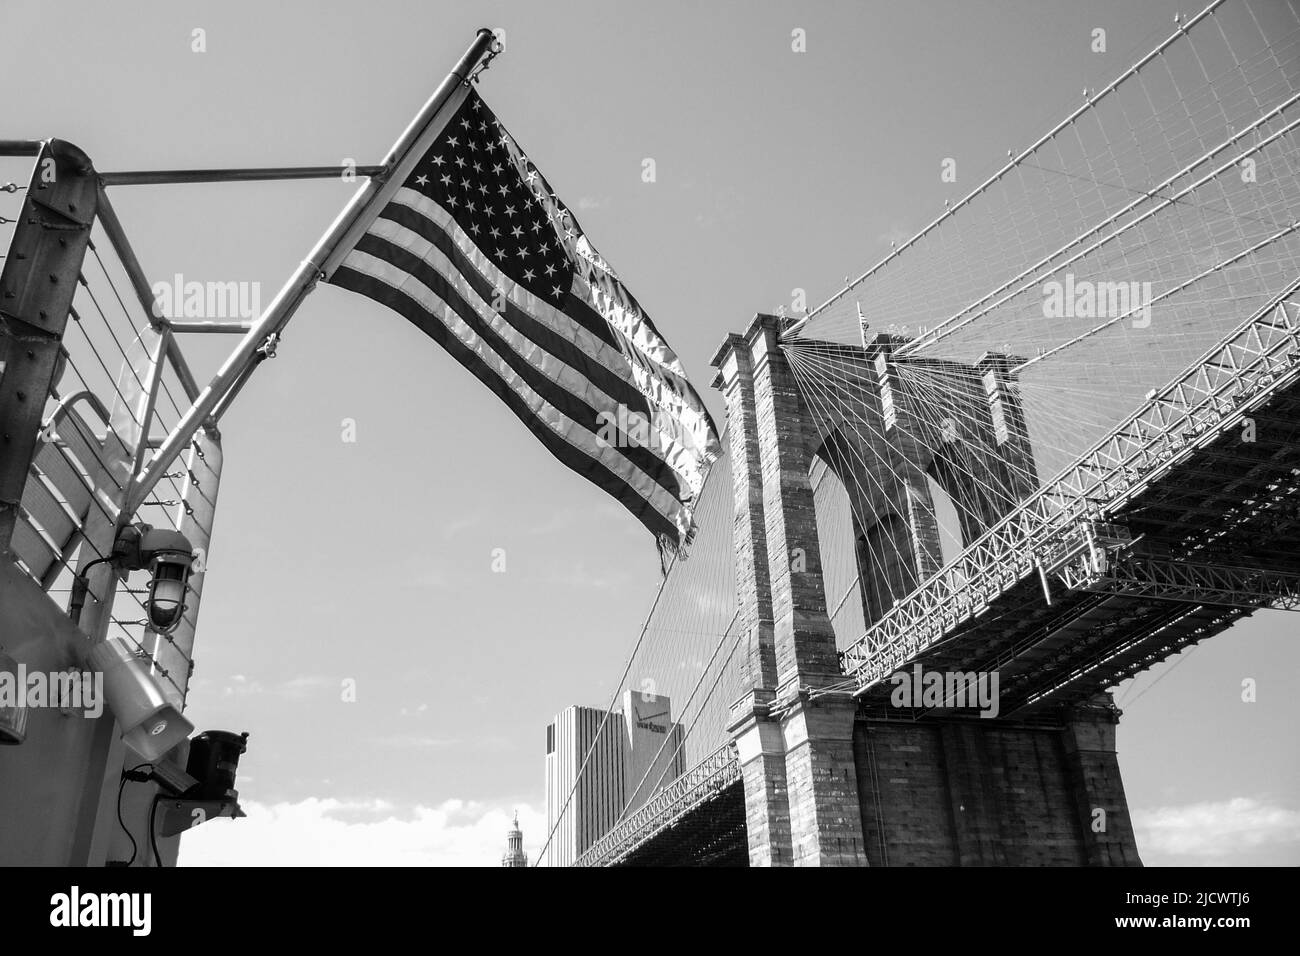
[575,279,1300,867]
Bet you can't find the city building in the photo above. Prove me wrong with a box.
[543,691,685,866]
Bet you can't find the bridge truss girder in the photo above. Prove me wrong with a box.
[1061,552,1300,611]
[841,284,1300,691]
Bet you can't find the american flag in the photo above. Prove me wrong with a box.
[330,87,720,551]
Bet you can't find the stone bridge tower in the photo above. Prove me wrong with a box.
[711,314,1141,867]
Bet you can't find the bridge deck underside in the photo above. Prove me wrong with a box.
[615,780,747,867]
[862,384,1300,716]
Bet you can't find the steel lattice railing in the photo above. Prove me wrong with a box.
[573,742,740,867]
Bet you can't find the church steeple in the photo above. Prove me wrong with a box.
[501,811,528,867]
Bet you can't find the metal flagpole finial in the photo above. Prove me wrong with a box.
[469,30,505,85]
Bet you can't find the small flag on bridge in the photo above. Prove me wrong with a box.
[329,87,720,554]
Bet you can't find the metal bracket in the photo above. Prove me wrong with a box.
[156,797,244,837]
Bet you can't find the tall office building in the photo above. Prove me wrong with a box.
[544,705,626,867]
[542,692,686,867]
[619,689,687,810]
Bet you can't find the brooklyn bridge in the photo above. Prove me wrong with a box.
[555,0,1300,866]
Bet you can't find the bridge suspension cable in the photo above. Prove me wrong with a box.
[789,0,1300,386]
[791,0,1230,336]
[536,447,741,866]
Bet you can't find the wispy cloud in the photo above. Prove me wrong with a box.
[180,798,547,866]
[1133,797,1300,865]
[368,734,461,752]
[219,674,339,702]
[538,561,627,591]
[365,732,514,753]
[526,507,583,536]
[439,512,483,540]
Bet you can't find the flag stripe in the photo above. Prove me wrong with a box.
[387,189,620,351]
[333,250,684,535]
[371,199,658,422]
[347,232,685,500]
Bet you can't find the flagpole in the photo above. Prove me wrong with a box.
[125,28,499,515]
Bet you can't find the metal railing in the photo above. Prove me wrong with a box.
[574,741,741,867]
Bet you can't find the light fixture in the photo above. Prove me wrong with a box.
[111,523,196,634]
[68,522,197,635]
[65,522,199,761]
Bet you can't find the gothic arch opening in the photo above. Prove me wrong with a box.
[810,426,946,640]
[924,470,965,568]
[810,455,866,651]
